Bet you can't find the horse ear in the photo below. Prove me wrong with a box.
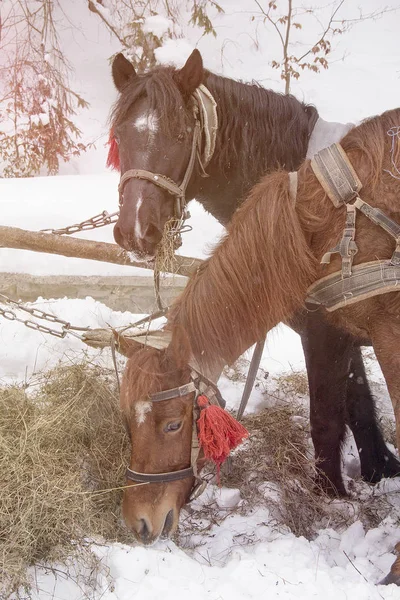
[112,53,136,92]
[165,325,192,371]
[175,49,203,97]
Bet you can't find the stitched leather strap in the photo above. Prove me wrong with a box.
[150,381,196,402]
[126,466,194,483]
[307,260,400,312]
[119,169,183,197]
[311,143,362,207]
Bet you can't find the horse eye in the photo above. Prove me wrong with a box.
[114,136,120,145]
[164,421,182,433]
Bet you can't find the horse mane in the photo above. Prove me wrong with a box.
[167,169,317,370]
[297,106,400,238]
[110,65,318,184]
[121,346,166,417]
[121,344,192,417]
[340,107,400,191]
[167,106,400,371]
[205,71,317,181]
[110,66,191,139]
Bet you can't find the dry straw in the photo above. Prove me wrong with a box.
[153,217,186,308]
[0,363,130,597]
[179,371,397,548]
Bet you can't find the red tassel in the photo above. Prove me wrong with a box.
[106,129,120,171]
[197,395,249,477]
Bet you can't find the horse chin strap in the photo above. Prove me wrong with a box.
[118,84,218,244]
[123,330,225,503]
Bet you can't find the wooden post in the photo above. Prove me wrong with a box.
[0,226,202,278]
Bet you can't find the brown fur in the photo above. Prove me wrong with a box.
[121,108,400,578]
[167,108,400,369]
[167,171,317,370]
[120,342,194,544]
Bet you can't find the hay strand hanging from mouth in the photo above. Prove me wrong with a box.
[153,218,184,309]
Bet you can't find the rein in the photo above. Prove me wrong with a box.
[118,84,218,241]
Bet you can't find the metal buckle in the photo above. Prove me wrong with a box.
[187,479,207,503]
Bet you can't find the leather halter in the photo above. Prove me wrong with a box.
[118,84,218,223]
[123,331,225,502]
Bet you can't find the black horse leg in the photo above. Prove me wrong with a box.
[299,310,351,495]
[346,346,400,482]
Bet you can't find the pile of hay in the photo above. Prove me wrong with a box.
[180,371,397,545]
[0,363,130,597]
[225,403,334,537]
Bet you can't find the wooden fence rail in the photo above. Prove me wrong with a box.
[0,226,202,278]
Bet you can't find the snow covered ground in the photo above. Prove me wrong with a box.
[2,0,400,597]
[2,173,400,599]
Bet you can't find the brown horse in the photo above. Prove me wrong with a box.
[110,50,400,495]
[120,107,400,584]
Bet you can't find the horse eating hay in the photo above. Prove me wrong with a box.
[120,107,400,584]
[109,49,400,494]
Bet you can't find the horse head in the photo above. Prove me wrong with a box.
[119,332,200,544]
[118,326,244,545]
[110,50,206,259]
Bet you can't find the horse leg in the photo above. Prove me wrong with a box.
[370,319,400,456]
[369,319,400,585]
[346,346,400,482]
[300,310,349,496]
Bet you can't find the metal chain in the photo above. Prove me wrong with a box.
[0,294,90,339]
[40,210,120,236]
[0,294,168,342]
[0,306,82,339]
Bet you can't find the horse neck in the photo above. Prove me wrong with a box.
[188,72,317,224]
[168,170,317,371]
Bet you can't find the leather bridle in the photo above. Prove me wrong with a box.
[124,331,225,502]
[118,84,218,243]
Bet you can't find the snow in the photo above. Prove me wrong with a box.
[0,174,222,277]
[155,39,196,67]
[2,0,400,597]
[143,15,173,38]
[2,181,400,599]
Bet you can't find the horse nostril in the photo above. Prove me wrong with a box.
[113,223,128,248]
[161,509,174,539]
[138,518,152,543]
[142,223,162,245]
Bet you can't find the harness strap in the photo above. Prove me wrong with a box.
[311,143,362,207]
[288,171,298,204]
[353,197,400,241]
[321,203,358,277]
[307,142,400,309]
[307,260,400,312]
[118,169,183,198]
[193,84,218,167]
[150,381,196,403]
[237,338,265,421]
[177,119,202,214]
[126,466,194,484]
